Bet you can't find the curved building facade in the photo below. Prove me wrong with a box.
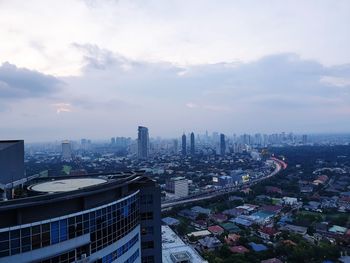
[0,172,161,263]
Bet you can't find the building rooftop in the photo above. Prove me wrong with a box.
[0,171,150,211]
[249,242,268,252]
[229,245,249,254]
[208,225,224,234]
[0,140,23,151]
[187,230,211,238]
[162,225,208,263]
[162,217,180,226]
[28,178,107,193]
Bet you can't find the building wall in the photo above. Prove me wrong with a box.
[174,180,189,198]
[139,184,161,263]
[165,178,188,198]
[61,141,72,161]
[0,191,140,263]
[138,127,149,159]
[0,141,24,186]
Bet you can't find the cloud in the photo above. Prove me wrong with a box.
[320,76,350,88]
[52,103,72,114]
[64,48,350,120]
[0,62,62,99]
[1,50,350,141]
[1,0,350,77]
[185,102,198,108]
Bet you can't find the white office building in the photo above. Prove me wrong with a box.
[166,177,189,198]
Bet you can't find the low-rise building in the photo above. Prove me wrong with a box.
[166,176,189,198]
[229,245,249,254]
[328,225,348,235]
[283,197,298,206]
[191,206,212,215]
[280,224,307,235]
[220,222,241,233]
[198,236,222,251]
[208,225,224,235]
[187,230,211,238]
[162,225,208,263]
[258,227,280,241]
[249,242,268,252]
[162,217,180,226]
[224,234,241,246]
[211,213,228,223]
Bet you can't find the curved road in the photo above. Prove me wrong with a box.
[161,158,285,211]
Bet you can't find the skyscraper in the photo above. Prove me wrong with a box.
[173,139,178,154]
[302,134,308,145]
[190,132,195,155]
[181,134,187,156]
[138,126,149,159]
[0,140,25,199]
[220,133,226,156]
[0,171,162,263]
[61,140,72,161]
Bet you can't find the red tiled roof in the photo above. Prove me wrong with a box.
[260,227,279,236]
[225,234,241,245]
[229,245,249,254]
[261,205,282,213]
[208,225,224,234]
[211,213,228,221]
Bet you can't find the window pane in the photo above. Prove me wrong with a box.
[51,221,59,244]
[60,219,68,242]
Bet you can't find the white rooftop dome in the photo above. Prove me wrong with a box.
[29,178,107,193]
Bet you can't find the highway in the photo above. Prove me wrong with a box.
[161,158,285,211]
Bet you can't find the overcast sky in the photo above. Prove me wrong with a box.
[0,0,350,142]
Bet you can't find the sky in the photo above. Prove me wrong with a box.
[0,0,350,142]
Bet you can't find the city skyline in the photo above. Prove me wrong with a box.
[1,1,350,141]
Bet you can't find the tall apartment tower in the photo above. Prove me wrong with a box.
[61,140,72,161]
[181,134,187,156]
[302,134,308,145]
[0,140,25,195]
[173,139,178,154]
[138,126,149,159]
[190,132,195,155]
[220,133,226,156]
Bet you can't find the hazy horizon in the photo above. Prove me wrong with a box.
[1,0,350,141]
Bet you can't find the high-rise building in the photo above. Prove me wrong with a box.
[138,126,149,159]
[190,132,195,155]
[181,134,187,156]
[220,134,226,156]
[242,134,251,145]
[0,171,162,263]
[81,138,89,151]
[0,140,25,190]
[165,177,189,198]
[173,139,178,154]
[302,134,308,145]
[61,140,72,161]
[111,137,116,144]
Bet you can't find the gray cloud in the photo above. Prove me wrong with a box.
[67,45,350,112]
[0,62,62,100]
[1,50,350,141]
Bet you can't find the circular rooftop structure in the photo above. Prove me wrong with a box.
[29,178,107,193]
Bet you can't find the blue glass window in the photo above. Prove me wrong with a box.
[59,219,68,242]
[51,221,59,244]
